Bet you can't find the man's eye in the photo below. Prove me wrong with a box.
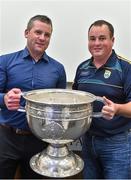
[45,33,51,38]
[89,37,96,41]
[99,37,106,41]
[35,31,41,35]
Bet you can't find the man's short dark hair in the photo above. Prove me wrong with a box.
[27,15,53,31]
[88,20,114,38]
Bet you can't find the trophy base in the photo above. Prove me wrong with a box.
[30,144,84,178]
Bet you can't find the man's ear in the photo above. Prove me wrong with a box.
[112,36,115,43]
[24,29,28,38]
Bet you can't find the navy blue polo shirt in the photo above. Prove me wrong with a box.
[0,47,66,130]
[73,50,131,136]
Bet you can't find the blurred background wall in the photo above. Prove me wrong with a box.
[0,0,131,82]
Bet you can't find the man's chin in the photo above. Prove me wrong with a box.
[35,48,46,53]
[93,53,102,58]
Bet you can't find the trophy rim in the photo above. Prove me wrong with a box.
[22,88,96,105]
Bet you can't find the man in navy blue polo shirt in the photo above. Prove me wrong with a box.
[72,20,131,179]
[0,15,66,179]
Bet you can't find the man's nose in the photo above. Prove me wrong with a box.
[39,33,46,40]
[94,38,100,44]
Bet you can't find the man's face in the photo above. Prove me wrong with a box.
[25,20,52,56]
[88,24,114,60]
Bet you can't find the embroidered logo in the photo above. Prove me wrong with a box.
[104,70,111,79]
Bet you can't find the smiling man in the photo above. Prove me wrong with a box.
[0,15,66,179]
[72,20,131,179]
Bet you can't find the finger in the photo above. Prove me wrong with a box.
[7,101,20,105]
[7,101,20,108]
[102,108,114,120]
[8,106,20,110]
[102,105,114,113]
[7,93,21,100]
[102,114,113,120]
[7,96,21,101]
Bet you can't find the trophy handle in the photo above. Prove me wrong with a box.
[91,96,105,118]
[17,92,27,112]
[17,106,26,112]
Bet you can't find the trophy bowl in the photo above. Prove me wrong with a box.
[22,89,102,178]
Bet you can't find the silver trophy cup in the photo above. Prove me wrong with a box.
[21,89,103,178]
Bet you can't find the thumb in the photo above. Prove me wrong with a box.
[12,88,21,94]
[103,96,112,106]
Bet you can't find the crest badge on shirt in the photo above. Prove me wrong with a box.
[104,70,111,79]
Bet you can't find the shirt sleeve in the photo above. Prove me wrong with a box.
[0,56,7,107]
[72,66,80,90]
[56,65,67,88]
[123,62,131,102]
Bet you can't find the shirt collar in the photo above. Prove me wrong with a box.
[22,47,49,62]
[105,49,117,67]
[89,49,117,68]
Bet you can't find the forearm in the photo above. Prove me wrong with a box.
[115,102,131,118]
